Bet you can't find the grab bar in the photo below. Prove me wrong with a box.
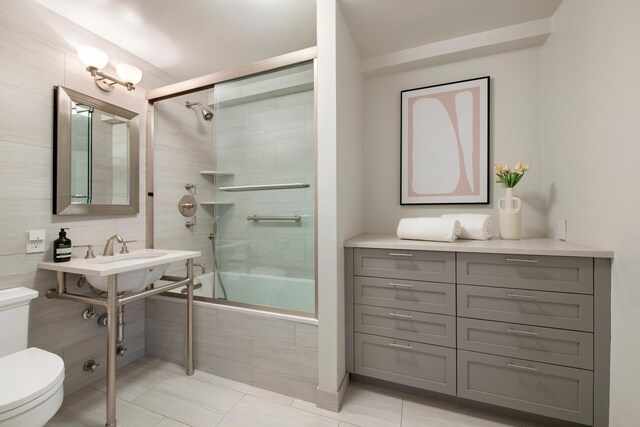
[219,183,310,192]
[247,215,302,223]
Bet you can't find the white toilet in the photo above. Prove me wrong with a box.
[0,288,65,427]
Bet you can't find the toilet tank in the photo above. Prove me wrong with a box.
[0,287,38,357]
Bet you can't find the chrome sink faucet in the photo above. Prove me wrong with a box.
[103,235,124,256]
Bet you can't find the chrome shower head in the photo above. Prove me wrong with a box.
[185,101,213,121]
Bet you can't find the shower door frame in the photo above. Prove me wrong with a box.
[145,47,318,319]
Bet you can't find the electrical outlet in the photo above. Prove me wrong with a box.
[26,229,46,253]
[557,219,567,241]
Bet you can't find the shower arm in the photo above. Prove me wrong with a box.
[185,101,213,121]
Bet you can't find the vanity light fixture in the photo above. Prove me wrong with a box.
[77,45,142,92]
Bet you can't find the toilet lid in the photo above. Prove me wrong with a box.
[0,347,64,414]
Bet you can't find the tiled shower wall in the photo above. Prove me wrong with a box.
[153,92,216,275]
[0,0,175,394]
[214,68,315,280]
[146,297,319,402]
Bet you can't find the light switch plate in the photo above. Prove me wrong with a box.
[557,219,567,241]
[26,229,45,253]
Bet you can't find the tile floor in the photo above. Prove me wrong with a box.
[47,357,546,427]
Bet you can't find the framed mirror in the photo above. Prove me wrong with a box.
[54,86,139,215]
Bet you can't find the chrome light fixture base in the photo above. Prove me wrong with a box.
[87,66,136,92]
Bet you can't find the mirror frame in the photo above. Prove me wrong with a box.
[54,86,139,215]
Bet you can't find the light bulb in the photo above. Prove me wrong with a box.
[77,45,108,69]
[116,63,142,84]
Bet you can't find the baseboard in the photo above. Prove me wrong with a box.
[316,372,349,412]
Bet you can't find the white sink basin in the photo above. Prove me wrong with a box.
[38,249,202,294]
[84,263,170,292]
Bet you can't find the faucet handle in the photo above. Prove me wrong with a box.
[120,240,137,254]
[75,244,96,259]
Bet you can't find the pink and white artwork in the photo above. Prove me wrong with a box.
[401,76,489,204]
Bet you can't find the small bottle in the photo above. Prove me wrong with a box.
[53,228,72,263]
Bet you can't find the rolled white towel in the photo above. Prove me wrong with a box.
[397,218,461,243]
[441,214,492,240]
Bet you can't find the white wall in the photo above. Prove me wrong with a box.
[335,0,364,388]
[540,0,640,424]
[316,0,340,396]
[316,0,364,405]
[363,47,545,237]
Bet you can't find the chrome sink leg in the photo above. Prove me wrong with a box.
[106,275,118,426]
[186,258,194,376]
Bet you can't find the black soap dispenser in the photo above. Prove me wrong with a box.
[53,228,72,263]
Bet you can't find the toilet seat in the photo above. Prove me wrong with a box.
[0,347,64,422]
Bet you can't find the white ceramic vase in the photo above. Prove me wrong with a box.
[498,187,522,240]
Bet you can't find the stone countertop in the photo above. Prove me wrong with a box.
[344,234,613,258]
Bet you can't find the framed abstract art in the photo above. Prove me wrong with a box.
[401,76,490,205]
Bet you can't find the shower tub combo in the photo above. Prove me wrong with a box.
[145,48,319,400]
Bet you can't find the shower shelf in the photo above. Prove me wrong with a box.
[200,201,234,206]
[199,170,234,176]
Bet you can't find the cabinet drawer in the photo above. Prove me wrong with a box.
[457,285,593,332]
[355,304,456,348]
[458,350,593,425]
[457,318,593,369]
[355,333,456,395]
[457,253,593,294]
[354,248,455,283]
[355,276,455,315]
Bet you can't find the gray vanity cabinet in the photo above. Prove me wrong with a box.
[457,253,594,293]
[353,248,455,283]
[457,350,594,425]
[345,240,612,427]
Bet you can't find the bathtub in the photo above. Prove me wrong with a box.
[169,271,315,314]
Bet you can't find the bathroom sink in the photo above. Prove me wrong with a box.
[84,262,170,293]
[38,249,202,293]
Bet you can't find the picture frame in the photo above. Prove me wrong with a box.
[401,76,490,205]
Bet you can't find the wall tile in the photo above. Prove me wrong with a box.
[216,309,296,345]
[253,340,318,379]
[0,83,52,147]
[253,367,318,403]
[0,25,64,96]
[295,323,318,350]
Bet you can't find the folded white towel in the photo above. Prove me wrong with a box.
[441,214,492,240]
[397,218,461,243]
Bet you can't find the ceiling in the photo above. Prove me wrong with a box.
[35,0,317,82]
[35,0,561,84]
[340,0,562,58]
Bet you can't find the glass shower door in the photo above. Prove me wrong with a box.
[211,61,315,315]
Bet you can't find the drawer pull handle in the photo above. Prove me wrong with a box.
[388,282,413,289]
[388,252,413,257]
[507,362,539,372]
[388,312,413,319]
[389,342,413,350]
[506,258,539,263]
[507,328,539,336]
[507,293,540,300]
